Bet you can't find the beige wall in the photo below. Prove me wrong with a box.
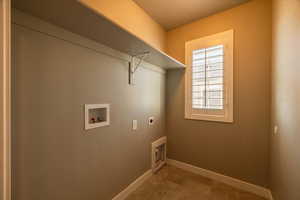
[166,0,272,187]
[270,0,300,199]
[79,0,166,52]
[12,11,166,200]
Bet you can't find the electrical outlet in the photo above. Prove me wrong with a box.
[274,125,278,135]
[132,120,138,130]
[148,117,155,126]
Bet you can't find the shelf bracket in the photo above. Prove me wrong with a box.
[129,52,150,85]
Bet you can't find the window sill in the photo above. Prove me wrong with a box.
[185,114,233,123]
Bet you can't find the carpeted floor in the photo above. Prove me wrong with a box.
[125,165,267,200]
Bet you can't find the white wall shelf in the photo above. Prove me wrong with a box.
[13,0,185,69]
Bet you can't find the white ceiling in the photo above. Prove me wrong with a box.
[133,0,249,30]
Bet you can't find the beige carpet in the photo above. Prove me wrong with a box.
[125,165,267,200]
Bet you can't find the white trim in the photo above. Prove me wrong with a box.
[185,30,234,123]
[112,170,152,200]
[167,159,272,200]
[151,136,167,173]
[151,136,167,148]
[84,104,110,130]
[1,0,11,200]
[268,190,274,200]
[12,9,165,75]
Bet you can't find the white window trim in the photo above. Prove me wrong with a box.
[1,0,12,200]
[185,30,234,123]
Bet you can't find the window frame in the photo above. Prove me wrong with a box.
[185,30,234,123]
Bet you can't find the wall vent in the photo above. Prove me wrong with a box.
[151,136,167,173]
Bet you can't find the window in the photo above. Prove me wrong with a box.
[185,30,233,122]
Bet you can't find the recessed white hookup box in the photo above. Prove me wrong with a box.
[85,104,110,130]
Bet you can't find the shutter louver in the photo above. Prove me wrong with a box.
[192,45,224,110]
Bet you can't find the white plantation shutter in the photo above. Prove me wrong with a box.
[192,45,224,110]
[185,30,233,122]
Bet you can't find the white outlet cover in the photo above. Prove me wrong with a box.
[274,126,278,135]
[132,120,138,130]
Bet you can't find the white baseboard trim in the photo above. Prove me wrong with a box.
[268,190,274,200]
[112,169,152,200]
[167,159,272,200]
[111,160,274,200]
